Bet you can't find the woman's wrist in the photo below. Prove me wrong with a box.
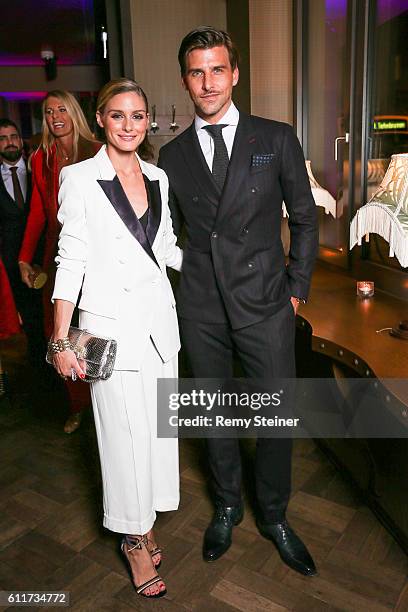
[52,331,70,341]
[53,323,71,341]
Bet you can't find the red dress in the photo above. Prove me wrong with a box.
[0,257,20,339]
[19,140,101,412]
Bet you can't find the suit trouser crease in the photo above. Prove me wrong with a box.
[90,338,180,534]
[180,302,295,522]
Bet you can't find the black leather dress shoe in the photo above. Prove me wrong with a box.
[203,501,244,562]
[257,519,317,576]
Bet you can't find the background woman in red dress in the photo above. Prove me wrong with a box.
[18,90,101,432]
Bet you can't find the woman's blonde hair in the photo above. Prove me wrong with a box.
[40,90,95,163]
[96,78,154,161]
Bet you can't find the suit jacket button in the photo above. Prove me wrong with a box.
[242,227,249,234]
[251,188,257,194]
[211,232,218,239]
[192,196,199,202]
[248,261,254,269]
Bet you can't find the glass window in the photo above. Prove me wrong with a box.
[306,0,351,267]
[365,2,408,269]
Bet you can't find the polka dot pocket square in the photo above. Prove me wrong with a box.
[251,153,276,168]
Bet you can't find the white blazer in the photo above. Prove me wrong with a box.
[52,145,182,370]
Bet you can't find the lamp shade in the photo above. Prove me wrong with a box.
[369,153,408,213]
[283,160,337,218]
[350,153,408,267]
[367,158,388,201]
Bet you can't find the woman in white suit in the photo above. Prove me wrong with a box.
[50,79,182,598]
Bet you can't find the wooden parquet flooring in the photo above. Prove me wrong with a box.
[0,335,407,611]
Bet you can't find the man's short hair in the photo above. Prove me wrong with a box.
[178,26,239,76]
[0,118,21,134]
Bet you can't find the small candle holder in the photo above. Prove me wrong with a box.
[356,281,374,299]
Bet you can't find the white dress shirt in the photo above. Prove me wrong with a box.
[1,156,28,201]
[195,102,240,170]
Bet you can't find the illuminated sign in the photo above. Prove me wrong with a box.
[373,117,408,132]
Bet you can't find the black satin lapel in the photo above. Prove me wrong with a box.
[179,126,220,206]
[143,175,161,247]
[219,113,256,211]
[97,176,160,268]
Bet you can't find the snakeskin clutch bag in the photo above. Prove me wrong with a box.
[46,326,117,382]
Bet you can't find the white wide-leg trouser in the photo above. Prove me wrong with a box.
[90,339,179,534]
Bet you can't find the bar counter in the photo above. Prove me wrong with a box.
[299,263,408,404]
[297,262,408,554]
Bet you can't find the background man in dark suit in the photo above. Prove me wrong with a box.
[158,27,318,576]
[0,118,45,365]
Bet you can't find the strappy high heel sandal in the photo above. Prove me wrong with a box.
[146,537,163,568]
[121,534,166,598]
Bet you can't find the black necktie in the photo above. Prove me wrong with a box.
[202,124,229,191]
[10,166,24,210]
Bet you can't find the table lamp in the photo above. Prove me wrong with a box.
[283,160,336,217]
[350,153,408,267]
[351,153,408,339]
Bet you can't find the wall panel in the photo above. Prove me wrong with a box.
[129,0,226,155]
[249,0,293,123]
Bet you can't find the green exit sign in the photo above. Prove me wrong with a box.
[373,118,407,131]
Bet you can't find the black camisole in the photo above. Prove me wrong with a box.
[138,208,149,231]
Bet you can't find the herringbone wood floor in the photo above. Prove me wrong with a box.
[0,335,407,611]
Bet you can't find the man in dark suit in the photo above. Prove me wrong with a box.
[0,118,44,365]
[158,27,318,576]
